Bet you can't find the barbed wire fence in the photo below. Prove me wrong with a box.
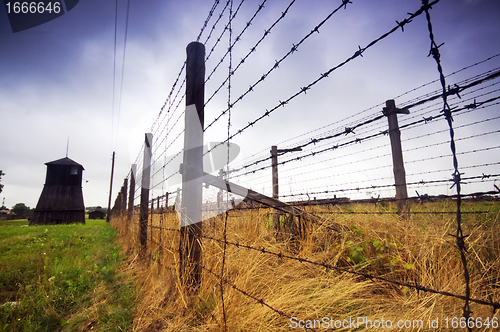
[108,0,500,330]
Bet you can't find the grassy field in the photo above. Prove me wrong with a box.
[112,199,500,331]
[0,218,136,332]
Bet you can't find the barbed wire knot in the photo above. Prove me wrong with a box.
[342,0,352,9]
[450,171,466,189]
[396,18,412,32]
[354,45,364,58]
[421,0,433,10]
[448,84,461,99]
[423,116,434,123]
[465,99,477,109]
[428,42,444,60]
[344,127,355,135]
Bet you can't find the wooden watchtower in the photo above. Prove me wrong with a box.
[30,157,85,225]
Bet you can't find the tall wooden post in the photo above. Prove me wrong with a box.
[179,41,205,289]
[106,151,115,223]
[140,133,153,252]
[128,164,136,222]
[383,99,410,219]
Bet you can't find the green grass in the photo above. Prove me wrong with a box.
[0,219,135,332]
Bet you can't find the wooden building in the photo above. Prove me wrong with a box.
[89,207,105,220]
[30,157,85,225]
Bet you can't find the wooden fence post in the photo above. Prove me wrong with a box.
[140,133,153,253]
[179,41,205,289]
[128,164,136,222]
[383,99,410,219]
[270,145,280,230]
[106,151,115,223]
[122,178,128,215]
[271,146,302,231]
[271,146,279,199]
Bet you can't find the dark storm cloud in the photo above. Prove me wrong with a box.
[0,0,209,83]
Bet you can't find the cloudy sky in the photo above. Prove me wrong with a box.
[1,0,499,210]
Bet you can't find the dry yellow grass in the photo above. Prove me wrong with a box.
[110,199,500,331]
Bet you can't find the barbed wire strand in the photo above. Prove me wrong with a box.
[220,1,234,329]
[423,1,471,327]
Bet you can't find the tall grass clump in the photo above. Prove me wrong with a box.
[111,199,500,331]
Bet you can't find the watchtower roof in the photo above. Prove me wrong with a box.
[45,157,84,170]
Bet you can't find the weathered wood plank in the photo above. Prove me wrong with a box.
[202,172,347,233]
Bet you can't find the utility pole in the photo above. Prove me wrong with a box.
[383,99,410,219]
[106,151,115,223]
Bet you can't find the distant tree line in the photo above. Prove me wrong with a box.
[10,203,34,216]
[86,206,108,213]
